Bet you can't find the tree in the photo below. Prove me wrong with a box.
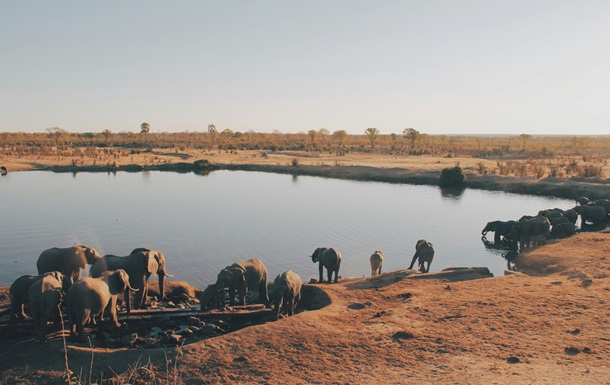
[519,134,531,151]
[365,128,380,148]
[47,127,67,148]
[333,130,347,146]
[403,128,420,149]
[308,130,317,144]
[208,124,217,148]
[140,122,150,145]
[102,129,112,144]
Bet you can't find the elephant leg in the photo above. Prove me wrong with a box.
[408,255,418,270]
[327,268,332,284]
[238,285,247,306]
[107,297,120,329]
[287,297,295,316]
[274,297,283,320]
[318,263,324,283]
[494,233,501,243]
[259,282,269,307]
[333,267,339,283]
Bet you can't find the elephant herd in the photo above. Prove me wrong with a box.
[11,240,437,343]
[9,245,170,342]
[482,196,610,252]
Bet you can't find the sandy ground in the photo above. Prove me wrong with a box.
[1,150,610,384]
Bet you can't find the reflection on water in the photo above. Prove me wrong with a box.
[439,186,466,201]
[0,170,573,286]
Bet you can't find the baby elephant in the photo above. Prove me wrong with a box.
[65,269,138,342]
[370,251,384,276]
[28,271,71,342]
[408,240,435,273]
[311,247,342,284]
[272,270,302,320]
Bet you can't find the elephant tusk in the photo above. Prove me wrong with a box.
[164,273,174,278]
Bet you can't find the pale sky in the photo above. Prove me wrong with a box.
[2,1,609,135]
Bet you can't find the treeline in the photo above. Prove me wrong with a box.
[1,128,610,159]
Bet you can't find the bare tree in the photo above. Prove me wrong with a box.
[208,124,217,148]
[140,123,150,145]
[365,128,380,148]
[333,130,347,146]
[519,134,531,151]
[47,127,67,148]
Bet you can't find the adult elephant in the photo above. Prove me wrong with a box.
[509,216,551,250]
[28,271,71,342]
[550,223,578,239]
[408,239,435,273]
[65,269,138,342]
[272,270,302,320]
[37,245,102,283]
[89,248,171,312]
[573,205,607,228]
[481,220,516,243]
[213,258,269,307]
[370,251,383,276]
[310,248,342,284]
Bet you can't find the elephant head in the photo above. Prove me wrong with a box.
[105,269,139,295]
[43,271,72,293]
[311,248,326,264]
[130,248,172,300]
[215,265,246,291]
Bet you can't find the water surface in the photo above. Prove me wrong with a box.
[0,170,574,286]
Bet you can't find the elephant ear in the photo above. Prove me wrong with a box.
[147,254,159,276]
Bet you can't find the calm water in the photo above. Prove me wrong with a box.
[0,170,573,286]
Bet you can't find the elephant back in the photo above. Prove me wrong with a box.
[241,258,268,289]
[322,248,342,269]
[90,255,133,278]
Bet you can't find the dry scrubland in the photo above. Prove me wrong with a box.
[1,132,610,384]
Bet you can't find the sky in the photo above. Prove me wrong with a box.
[1,1,609,135]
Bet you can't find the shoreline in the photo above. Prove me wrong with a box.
[9,160,610,201]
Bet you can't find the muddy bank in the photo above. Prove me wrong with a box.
[42,161,610,201]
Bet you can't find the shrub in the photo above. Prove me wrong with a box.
[292,158,300,167]
[439,166,467,187]
[193,159,210,170]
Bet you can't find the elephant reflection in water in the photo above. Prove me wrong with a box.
[502,250,519,271]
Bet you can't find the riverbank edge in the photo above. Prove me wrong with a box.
[22,161,607,201]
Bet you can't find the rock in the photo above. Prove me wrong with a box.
[565,347,580,356]
[392,331,415,341]
[506,356,520,364]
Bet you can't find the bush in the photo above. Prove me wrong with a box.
[193,159,210,170]
[439,166,467,187]
[292,158,300,167]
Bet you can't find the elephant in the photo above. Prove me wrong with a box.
[0,166,7,175]
[549,216,570,227]
[65,269,137,342]
[89,248,171,313]
[577,196,591,206]
[572,205,607,228]
[271,270,302,320]
[408,239,435,273]
[213,258,269,307]
[550,223,578,239]
[10,274,45,320]
[27,271,71,342]
[198,283,227,311]
[370,251,383,276]
[481,220,516,243]
[37,245,102,283]
[562,209,579,225]
[310,248,342,284]
[509,216,551,250]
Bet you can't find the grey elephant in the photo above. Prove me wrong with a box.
[28,271,71,342]
[10,274,46,320]
[550,222,578,239]
[37,245,102,283]
[408,240,434,273]
[213,258,269,307]
[370,251,383,276]
[272,270,302,320]
[572,205,607,228]
[311,248,342,284]
[65,269,137,342]
[481,220,516,243]
[509,216,551,250]
[198,283,227,311]
[89,248,171,312]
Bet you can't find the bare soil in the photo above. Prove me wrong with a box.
[1,150,610,384]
